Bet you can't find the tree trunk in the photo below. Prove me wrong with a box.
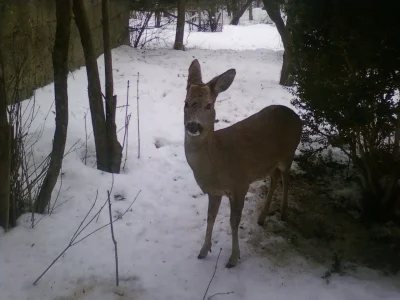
[230,0,253,25]
[0,45,11,230]
[280,48,293,86]
[155,10,161,28]
[231,0,238,18]
[262,0,293,86]
[35,0,72,213]
[198,10,202,28]
[102,0,122,174]
[174,0,186,50]
[73,0,109,171]
[249,2,253,20]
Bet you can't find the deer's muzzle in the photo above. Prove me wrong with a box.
[185,122,204,136]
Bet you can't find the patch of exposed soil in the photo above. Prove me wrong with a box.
[244,171,400,276]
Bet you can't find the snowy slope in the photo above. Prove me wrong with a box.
[1,10,400,300]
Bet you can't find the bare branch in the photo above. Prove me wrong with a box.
[202,248,223,300]
[107,189,119,286]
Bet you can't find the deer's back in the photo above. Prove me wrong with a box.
[214,105,302,182]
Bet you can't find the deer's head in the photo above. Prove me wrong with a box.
[184,59,236,139]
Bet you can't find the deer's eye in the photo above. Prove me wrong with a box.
[205,103,213,110]
[184,102,188,108]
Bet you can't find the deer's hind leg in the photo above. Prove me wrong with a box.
[257,168,280,226]
[280,168,290,221]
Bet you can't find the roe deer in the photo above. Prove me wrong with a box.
[184,59,302,268]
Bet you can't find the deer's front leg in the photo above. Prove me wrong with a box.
[226,191,246,268]
[198,194,222,259]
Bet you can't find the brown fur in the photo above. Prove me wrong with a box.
[184,59,302,268]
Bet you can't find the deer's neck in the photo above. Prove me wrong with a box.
[184,131,218,179]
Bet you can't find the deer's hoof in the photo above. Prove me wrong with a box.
[225,262,237,268]
[198,245,211,259]
[226,254,240,268]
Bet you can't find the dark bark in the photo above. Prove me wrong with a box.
[73,0,109,171]
[198,10,202,27]
[231,0,238,18]
[0,45,11,230]
[102,0,122,173]
[280,43,294,86]
[262,0,294,86]
[155,10,161,28]
[230,0,253,25]
[173,0,186,50]
[249,2,253,20]
[36,0,72,213]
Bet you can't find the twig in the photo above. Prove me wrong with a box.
[97,174,114,222]
[137,72,140,159]
[208,292,234,300]
[70,190,141,246]
[217,97,231,103]
[202,248,223,300]
[84,112,88,165]
[107,189,119,286]
[122,80,130,170]
[32,196,75,228]
[64,139,83,158]
[117,113,131,134]
[33,186,140,285]
[122,115,131,170]
[122,80,129,151]
[33,190,99,285]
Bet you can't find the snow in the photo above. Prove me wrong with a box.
[1,8,400,300]
[141,24,284,51]
[129,8,282,51]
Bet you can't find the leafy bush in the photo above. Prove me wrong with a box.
[286,0,400,221]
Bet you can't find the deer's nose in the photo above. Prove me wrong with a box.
[185,122,203,134]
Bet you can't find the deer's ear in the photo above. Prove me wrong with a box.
[187,59,202,90]
[207,69,236,95]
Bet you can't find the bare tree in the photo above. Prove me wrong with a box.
[35,0,72,213]
[230,0,253,25]
[262,0,293,86]
[102,0,122,173]
[73,0,109,171]
[174,0,186,50]
[0,39,11,231]
[231,0,238,18]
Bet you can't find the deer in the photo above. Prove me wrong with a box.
[183,59,302,268]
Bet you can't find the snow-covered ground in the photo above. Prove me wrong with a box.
[1,9,400,300]
[129,8,282,50]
